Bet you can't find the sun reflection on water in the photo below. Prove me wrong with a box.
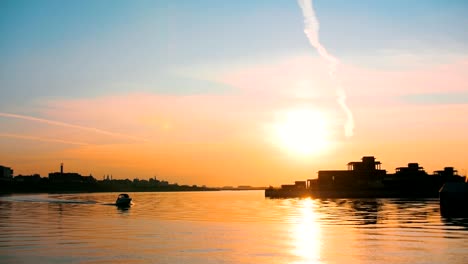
[291,198,322,264]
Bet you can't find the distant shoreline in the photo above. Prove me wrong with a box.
[0,182,268,195]
[0,182,218,194]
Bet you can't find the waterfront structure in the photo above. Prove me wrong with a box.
[0,163,212,193]
[14,174,42,183]
[0,165,13,182]
[312,156,386,189]
[266,156,466,198]
[48,163,96,183]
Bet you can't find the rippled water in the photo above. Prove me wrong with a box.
[0,191,467,263]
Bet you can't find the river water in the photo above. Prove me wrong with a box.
[0,191,466,263]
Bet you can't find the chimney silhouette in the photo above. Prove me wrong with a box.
[60,163,63,175]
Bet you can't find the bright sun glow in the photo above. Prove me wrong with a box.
[273,108,329,156]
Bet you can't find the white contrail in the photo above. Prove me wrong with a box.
[0,133,90,146]
[298,0,354,137]
[0,112,149,142]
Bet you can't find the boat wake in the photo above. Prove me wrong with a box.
[0,194,98,205]
[0,194,135,208]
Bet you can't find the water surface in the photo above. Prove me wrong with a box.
[0,191,467,263]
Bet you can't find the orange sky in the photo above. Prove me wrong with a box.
[2,1,468,186]
[2,55,468,186]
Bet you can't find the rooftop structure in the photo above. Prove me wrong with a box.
[316,156,386,188]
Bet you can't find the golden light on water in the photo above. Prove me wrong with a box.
[272,108,329,157]
[291,199,322,264]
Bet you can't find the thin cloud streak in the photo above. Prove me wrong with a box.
[298,0,355,137]
[0,133,91,146]
[0,112,149,142]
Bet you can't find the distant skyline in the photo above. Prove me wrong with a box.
[1,0,468,186]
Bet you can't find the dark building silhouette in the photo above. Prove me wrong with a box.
[434,167,461,181]
[49,172,83,183]
[313,156,386,189]
[267,156,467,198]
[48,163,96,183]
[14,174,42,183]
[0,165,13,182]
[1,164,211,193]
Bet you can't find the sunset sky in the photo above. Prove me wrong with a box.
[1,0,468,186]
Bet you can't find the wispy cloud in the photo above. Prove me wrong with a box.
[0,112,148,142]
[297,0,354,137]
[0,133,90,146]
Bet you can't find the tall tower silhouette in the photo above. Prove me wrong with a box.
[60,163,63,175]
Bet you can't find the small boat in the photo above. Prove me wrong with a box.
[115,193,132,206]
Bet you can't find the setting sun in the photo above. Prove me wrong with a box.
[273,108,329,156]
